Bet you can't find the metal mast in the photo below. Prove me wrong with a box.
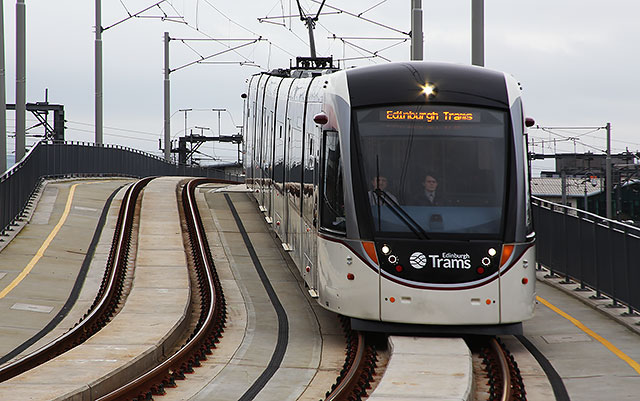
[606,122,612,219]
[15,0,25,161]
[410,0,423,60]
[95,0,103,145]
[163,32,170,161]
[471,0,484,66]
[0,0,6,172]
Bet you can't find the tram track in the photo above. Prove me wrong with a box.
[98,178,229,400]
[0,177,152,383]
[0,179,541,401]
[325,317,379,401]
[470,336,526,401]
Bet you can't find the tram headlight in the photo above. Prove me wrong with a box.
[488,248,497,257]
[420,82,438,99]
[381,244,391,255]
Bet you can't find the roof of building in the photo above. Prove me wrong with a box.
[531,177,603,197]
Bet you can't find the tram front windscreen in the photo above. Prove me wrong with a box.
[355,105,509,237]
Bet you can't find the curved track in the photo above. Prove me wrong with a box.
[98,178,228,400]
[325,318,378,401]
[0,177,151,383]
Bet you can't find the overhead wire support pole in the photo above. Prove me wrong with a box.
[410,0,423,60]
[163,31,170,161]
[97,0,180,147]
[606,122,612,219]
[16,0,26,160]
[163,35,260,163]
[95,0,103,145]
[0,0,6,172]
[471,0,484,66]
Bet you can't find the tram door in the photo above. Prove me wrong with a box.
[263,112,273,219]
[273,120,288,243]
[302,125,320,292]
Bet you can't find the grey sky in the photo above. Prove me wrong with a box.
[2,1,638,173]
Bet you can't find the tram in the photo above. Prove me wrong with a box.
[243,59,535,333]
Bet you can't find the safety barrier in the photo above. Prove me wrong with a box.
[533,196,640,315]
[0,140,242,237]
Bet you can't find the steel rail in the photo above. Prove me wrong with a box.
[0,177,151,383]
[325,331,366,401]
[325,317,377,401]
[490,337,513,401]
[97,177,231,400]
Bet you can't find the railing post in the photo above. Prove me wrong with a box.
[560,206,572,284]
[607,221,623,309]
[622,225,634,316]
[575,211,589,292]
[590,216,606,300]
[544,206,558,278]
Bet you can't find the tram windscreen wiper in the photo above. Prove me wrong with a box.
[374,188,429,240]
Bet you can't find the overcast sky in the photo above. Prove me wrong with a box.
[2,0,639,174]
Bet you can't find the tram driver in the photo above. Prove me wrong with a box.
[409,173,442,206]
[368,176,399,206]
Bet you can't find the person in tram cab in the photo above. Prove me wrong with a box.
[410,173,442,206]
[368,175,399,206]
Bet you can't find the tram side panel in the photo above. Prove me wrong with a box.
[254,74,270,202]
[245,75,259,189]
[315,69,381,319]
[273,78,295,243]
[500,245,536,323]
[500,78,536,323]
[301,81,324,292]
[262,77,283,220]
[285,82,307,269]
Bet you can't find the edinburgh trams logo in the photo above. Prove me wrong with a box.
[409,252,428,269]
[410,252,472,270]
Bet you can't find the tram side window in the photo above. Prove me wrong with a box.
[320,131,346,233]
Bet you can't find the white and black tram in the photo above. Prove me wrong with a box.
[243,58,535,334]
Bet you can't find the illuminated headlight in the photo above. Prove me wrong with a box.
[421,82,437,98]
[381,244,391,255]
[488,248,497,257]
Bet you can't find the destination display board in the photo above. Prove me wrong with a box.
[382,109,479,123]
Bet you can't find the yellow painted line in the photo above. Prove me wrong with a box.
[537,295,640,374]
[0,182,98,299]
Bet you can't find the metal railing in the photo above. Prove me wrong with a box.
[1,140,242,237]
[532,196,640,315]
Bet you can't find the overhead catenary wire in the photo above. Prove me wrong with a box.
[104,0,186,32]
[309,0,408,36]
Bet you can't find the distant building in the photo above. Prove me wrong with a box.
[531,176,640,223]
[538,152,637,178]
[532,152,640,221]
[531,176,602,210]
